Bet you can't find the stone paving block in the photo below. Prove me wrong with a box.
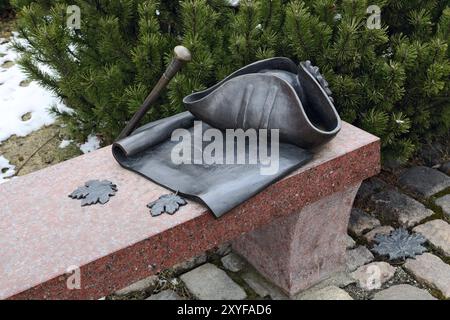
[346,235,356,249]
[348,208,381,236]
[413,220,450,257]
[356,178,387,202]
[346,246,374,272]
[221,253,247,273]
[398,166,450,198]
[171,254,208,276]
[145,289,183,300]
[372,284,436,300]
[296,286,353,300]
[439,161,450,176]
[404,253,450,299]
[115,275,158,296]
[351,262,396,290]
[310,271,356,290]
[180,263,247,300]
[216,243,232,256]
[371,189,434,227]
[241,272,288,300]
[241,272,270,298]
[435,195,450,217]
[363,226,395,243]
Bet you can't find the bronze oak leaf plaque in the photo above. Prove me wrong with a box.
[69,180,117,206]
[372,228,427,261]
[147,194,187,217]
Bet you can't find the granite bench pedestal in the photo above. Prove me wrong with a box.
[0,122,379,300]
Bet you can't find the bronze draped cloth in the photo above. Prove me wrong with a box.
[112,58,341,218]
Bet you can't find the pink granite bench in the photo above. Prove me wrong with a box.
[0,122,380,299]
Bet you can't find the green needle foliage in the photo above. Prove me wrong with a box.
[9,0,450,163]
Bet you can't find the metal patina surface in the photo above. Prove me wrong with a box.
[372,228,428,261]
[113,58,341,218]
[68,180,117,206]
[183,58,341,149]
[147,193,187,217]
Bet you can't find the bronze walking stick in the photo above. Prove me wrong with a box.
[117,46,192,140]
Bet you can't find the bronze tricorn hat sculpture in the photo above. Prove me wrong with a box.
[183,57,341,148]
[113,47,342,217]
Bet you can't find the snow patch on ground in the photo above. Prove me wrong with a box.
[0,155,15,184]
[79,134,101,154]
[0,33,71,143]
[226,0,240,7]
[59,139,73,149]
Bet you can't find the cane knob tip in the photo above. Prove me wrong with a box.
[174,46,192,62]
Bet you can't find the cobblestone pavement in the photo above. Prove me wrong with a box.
[110,161,450,300]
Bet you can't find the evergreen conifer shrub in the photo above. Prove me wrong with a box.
[10,0,450,162]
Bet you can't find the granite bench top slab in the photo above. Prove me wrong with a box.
[0,122,380,300]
